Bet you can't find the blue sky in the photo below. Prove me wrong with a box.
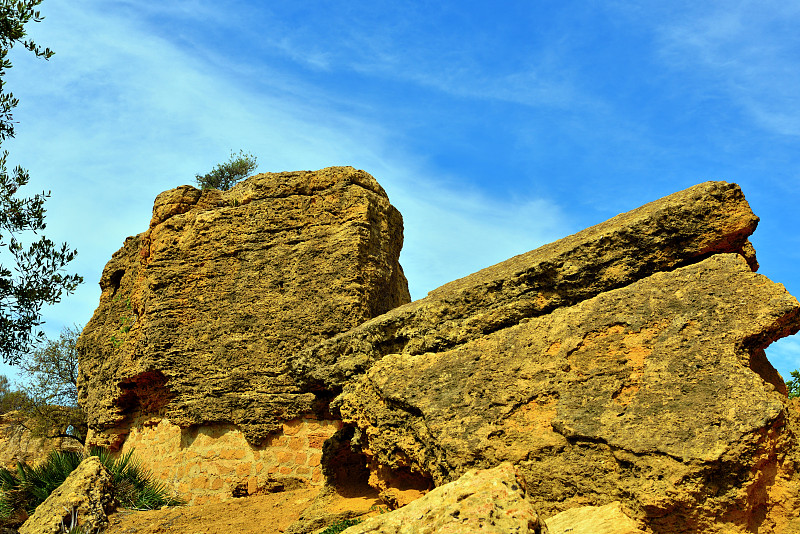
[3,1,799,383]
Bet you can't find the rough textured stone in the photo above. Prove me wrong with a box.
[546,502,645,534]
[341,463,547,534]
[757,397,800,534]
[77,167,410,447]
[19,456,115,534]
[332,253,800,533]
[293,181,759,389]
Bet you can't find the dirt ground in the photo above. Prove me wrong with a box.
[105,485,383,534]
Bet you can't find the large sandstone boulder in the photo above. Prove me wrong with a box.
[294,182,800,534]
[341,463,547,534]
[77,167,410,447]
[18,456,115,534]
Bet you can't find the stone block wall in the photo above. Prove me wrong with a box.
[119,416,343,505]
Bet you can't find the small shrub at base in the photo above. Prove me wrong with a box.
[320,518,364,534]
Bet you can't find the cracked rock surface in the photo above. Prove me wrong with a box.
[294,181,759,388]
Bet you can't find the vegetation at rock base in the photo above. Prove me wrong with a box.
[0,0,82,364]
[89,447,183,510]
[787,370,800,399]
[0,448,183,528]
[195,149,258,190]
[319,518,364,534]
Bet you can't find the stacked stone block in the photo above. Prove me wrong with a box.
[121,416,342,505]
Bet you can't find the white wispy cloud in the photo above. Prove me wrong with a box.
[653,1,800,137]
[207,2,591,111]
[2,1,570,355]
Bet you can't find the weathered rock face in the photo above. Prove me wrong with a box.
[294,182,800,533]
[333,254,799,532]
[341,463,547,534]
[19,456,115,534]
[77,167,410,447]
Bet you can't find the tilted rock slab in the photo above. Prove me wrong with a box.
[293,181,759,388]
[341,462,547,534]
[296,182,800,533]
[77,167,410,446]
[19,456,115,534]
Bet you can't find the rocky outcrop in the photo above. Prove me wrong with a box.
[77,167,410,447]
[19,456,115,534]
[76,172,800,532]
[295,181,800,533]
[331,253,799,533]
[341,463,547,534]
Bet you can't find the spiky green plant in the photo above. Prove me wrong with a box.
[0,447,182,528]
[89,447,180,509]
[0,450,83,521]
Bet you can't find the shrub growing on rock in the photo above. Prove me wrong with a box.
[194,150,258,190]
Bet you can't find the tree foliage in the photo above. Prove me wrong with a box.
[0,374,27,414]
[194,149,258,191]
[1,1,54,141]
[787,370,800,400]
[17,325,86,444]
[0,0,82,364]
